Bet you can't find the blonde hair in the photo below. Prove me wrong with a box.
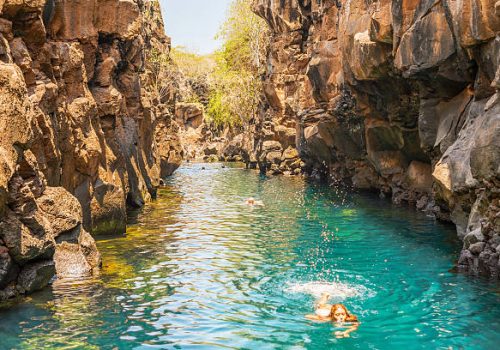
[330,304,358,322]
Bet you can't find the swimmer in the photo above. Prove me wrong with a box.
[306,292,359,338]
[245,197,264,206]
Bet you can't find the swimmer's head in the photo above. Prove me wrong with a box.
[330,304,357,323]
[246,198,255,205]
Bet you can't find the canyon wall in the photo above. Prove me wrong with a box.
[252,0,499,278]
[0,0,182,301]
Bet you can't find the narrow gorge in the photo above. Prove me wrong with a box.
[0,0,499,347]
[174,0,500,279]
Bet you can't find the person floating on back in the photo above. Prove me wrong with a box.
[306,292,359,338]
[245,197,264,206]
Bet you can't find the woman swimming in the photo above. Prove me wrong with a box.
[245,197,264,206]
[306,293,359,338]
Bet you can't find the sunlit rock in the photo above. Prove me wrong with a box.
[0,0,182,300]
[252,0,500,278]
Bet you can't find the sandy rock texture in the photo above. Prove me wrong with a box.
[174,101,255,165]
[0,0,182,300]
[252,0,499,278]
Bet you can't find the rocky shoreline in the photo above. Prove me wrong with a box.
[0,0,182,301]
[250,0,499,278]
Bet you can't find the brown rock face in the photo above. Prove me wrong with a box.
[252,0,500,278]
[175,103,204,129]
[0,0,182,300]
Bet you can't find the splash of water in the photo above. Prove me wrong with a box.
[285,281,368,301]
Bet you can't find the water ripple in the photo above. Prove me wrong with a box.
[0,162,499,349]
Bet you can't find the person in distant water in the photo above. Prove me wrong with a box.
[245,197,264,206]
[306,292,359,338]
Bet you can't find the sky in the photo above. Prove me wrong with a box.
[160,0,232,55]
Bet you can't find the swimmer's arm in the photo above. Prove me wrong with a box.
[344,323,358,335]
[335,323,359,338]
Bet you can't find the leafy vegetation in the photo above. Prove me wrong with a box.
[207,0,269,127]
[166,0,269,128]
[169,47,214,105]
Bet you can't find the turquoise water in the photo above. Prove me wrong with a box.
[1,162,499,349]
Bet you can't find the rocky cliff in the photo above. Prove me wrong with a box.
[252,0,499,278]
[0,0,182,301]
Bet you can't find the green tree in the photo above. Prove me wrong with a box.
[170,46,215,105]
[206,0,269,128]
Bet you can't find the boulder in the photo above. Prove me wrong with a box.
[36,187,82,237]
[0,211,54,264]
[17,260,55,294]
[303,124,333,163]
[470,242,487,255]
[406,161,432,193]
[54,241,92,278]
[266,151,282,165]
[0,245,18,289]
[203,143,218,156]
[282,146,299,161]
[175,102,204,129]
[352,164,380,190]
[161,149,183,177]
[89,179,126,235]
[464,228,485,248]
[262,140,283,153]
[275,125,296,148]
[157,120,183,177]
[78,228,101,269]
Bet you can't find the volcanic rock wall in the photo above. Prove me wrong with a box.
[0,0,182,300]
[252,0,500,278]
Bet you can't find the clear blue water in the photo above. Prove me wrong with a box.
[1,162,499,349]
